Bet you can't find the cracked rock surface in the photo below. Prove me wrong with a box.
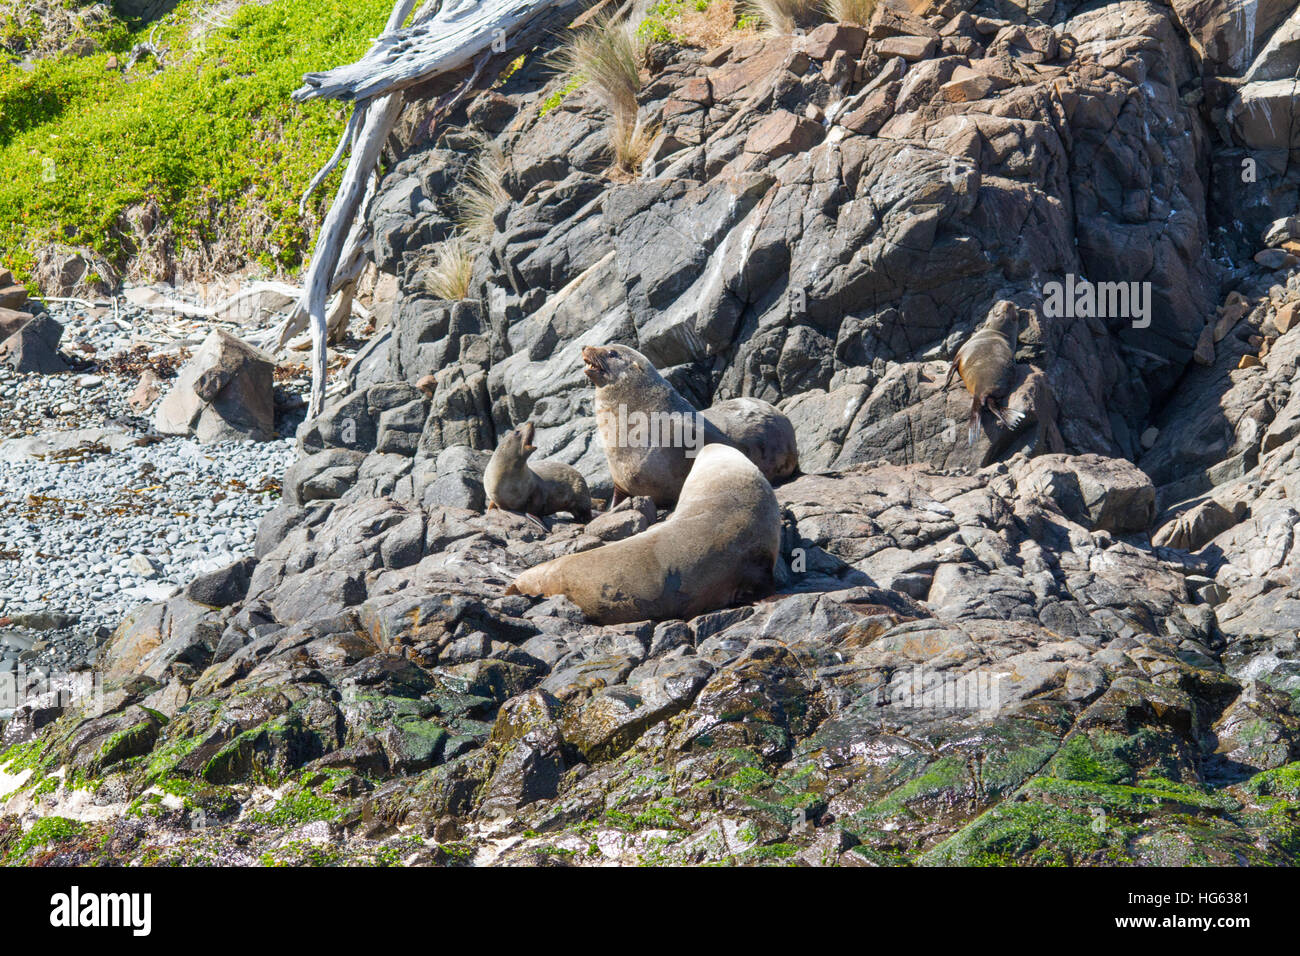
[5,0,1300,866]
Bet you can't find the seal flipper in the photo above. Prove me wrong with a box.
[608,485,628,512]
[967,395,982,446]
[944,361,959,390]
[987,398,1028,433]
[1002,406,1028,432]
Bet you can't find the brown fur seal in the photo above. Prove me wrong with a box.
[506,443,781,624]
[945,303,1028,445]
[582,344,799,507]
[484,421,593,521]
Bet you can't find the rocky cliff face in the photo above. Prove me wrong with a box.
[5,0,1300,866]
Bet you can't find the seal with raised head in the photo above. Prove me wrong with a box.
[506,443,781,624]
[484,421,593,521]
[945,303,1028,445]
[581,344,798,507]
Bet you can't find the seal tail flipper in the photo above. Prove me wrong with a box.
[987,399,1029,433]
[944,361,959,390]
[1002,406,1028,432]
[967,395,982,446]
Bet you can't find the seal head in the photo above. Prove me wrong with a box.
[583,343,799,506]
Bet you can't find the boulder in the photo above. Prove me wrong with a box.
[186,557,258,608]
[1013,454,1156,534]
[154,329,276,442]
[129,369,163,411]
[0,312,66,373]
[876,35,937,60]
[743,110,824,160]
[0,285,30,311]
[1153,498,1246,552]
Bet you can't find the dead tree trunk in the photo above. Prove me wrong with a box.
[280,0,586,417]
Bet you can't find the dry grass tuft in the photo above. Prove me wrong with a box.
[741,0,824,34]
[0,0,112,58]
[671,1,756,48]
[610,114,660,176]
[417,237,476,302]
[554,10,662,177]
[553,10,644,120]
[455,140,511,242]
[823,0,877,25]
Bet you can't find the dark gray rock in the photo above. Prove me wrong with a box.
[186,557,257,608]
[0,313,66,373]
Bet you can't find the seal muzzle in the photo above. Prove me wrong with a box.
[582,346,610,385]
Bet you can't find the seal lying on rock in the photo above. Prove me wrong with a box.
[484,421,593,521]
[506,444,781,624]
[945,303,1028,445]
[582,344,798,506]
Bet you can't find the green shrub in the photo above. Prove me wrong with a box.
[0,0,395,285]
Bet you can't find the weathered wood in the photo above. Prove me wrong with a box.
[288,0,586,416]
[275,0,420,415]
[299,108,361,216]
[295,91,404,416]
[294,0,572,104]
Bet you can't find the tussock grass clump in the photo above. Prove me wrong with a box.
[418,238,476,302]
[823,0,877,26]
[742,0,825,34]
[455,140,511,241]
[610,114,660,176]
[553,11,660,175]
[553,10,644,122]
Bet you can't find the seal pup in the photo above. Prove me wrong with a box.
[945,303,1028,445]
[506,444,781,624]
[484,421,593,521]
[581,344,799,507]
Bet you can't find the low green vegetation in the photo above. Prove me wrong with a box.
[7,814,84,862]
[921,800,1133,866]
[1244,761,1300,800]
[0,1,127,58]
[638,0,709,44]
[0,0,395,285]
[638,0,758,45]
[247,786,340,827]
[0,738,49,774]
[538,74,582,117]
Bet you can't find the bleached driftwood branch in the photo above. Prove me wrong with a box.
[283,0,586,417]
[273,0,419,415]
[294,0,571,104]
